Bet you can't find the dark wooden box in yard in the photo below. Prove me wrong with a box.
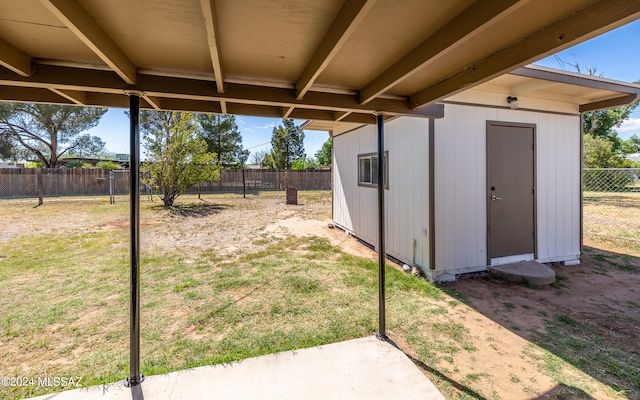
[286,188,297,205]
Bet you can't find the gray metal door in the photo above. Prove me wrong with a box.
[487,122,535,259]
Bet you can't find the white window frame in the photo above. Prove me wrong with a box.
[358,152,388,189]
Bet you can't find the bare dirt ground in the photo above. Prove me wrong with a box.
[431,237,640,399]
[0,193,373,260]
[449,244,640,347]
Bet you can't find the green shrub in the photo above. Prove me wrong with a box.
[25,161,45,169]
[96,161,121,169]
[65,160,89,168]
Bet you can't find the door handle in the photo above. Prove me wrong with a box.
[491,195,503,201]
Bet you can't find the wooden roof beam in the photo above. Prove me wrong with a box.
[409,0,640,109]
[40,0,137,85]
[359,0,523,104]
[295,0,376,100]
[0,38,32,77]
[199,0,225,93]
[580,94,639,112]
[141,94,162,110]
[511,65,640,94]
[0,64,445,118]
[0,86,72,104]
[283,106,294,118]
[49,88,87,105]
[332,111,351,121]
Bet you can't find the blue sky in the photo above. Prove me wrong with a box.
[85,111,330,161]
[86,19,640,157]
[535,19,640,140]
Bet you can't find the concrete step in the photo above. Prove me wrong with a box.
[488,260,555,286]
[28,336,444,400]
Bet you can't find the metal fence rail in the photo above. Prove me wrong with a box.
[583,168,640,241]
[0,168,331,200]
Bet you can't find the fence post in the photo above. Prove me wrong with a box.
[242,169,246,198]
[36,169,44,207]
[109,170,114,204]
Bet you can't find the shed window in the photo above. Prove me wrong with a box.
[358,152,388,189]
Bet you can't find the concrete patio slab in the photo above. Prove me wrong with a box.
[488,260,556,286]
[29,336,444,400]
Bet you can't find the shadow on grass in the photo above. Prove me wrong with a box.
[532,383,595,399]
[404,350,487,399]
[159,203,227,218]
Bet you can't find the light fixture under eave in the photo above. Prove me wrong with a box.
[507,96,519,109]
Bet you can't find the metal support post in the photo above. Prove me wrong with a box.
[126,94,144,387]
[109,170,114,204]
[376,114,387,340]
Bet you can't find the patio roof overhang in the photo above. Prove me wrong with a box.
[1,0,639,121]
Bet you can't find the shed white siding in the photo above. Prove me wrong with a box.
[333,117,431,269]
[535,112,582,262]
[332,100,581,280]
[433,103,581,276]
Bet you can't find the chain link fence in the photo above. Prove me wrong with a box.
[583,168,640,241]
[0,168,117,199]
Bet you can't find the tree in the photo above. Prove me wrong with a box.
[315,137,332,166]
[141,111,218,207]
[583,134,627,168]
[583,105,637,152]
[68,134,106,158]
[270,118,305,169]
[554,59,640,153]
[628,134,640,154]
[291,157,318,170]
[0,103,107,168]
[0,136,14,160]
[249,149,270,166]
[583,134,633,168]
[262,152,276,169]
[198,114,249,168]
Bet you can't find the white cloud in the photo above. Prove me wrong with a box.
[618,117,640,132]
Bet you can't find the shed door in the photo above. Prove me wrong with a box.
[487,122,535,259]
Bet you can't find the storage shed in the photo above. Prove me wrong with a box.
[305,65,640,282]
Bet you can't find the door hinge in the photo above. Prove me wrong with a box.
[532,186,535,194]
